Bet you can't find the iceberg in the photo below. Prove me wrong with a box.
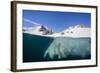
[44,37,91,60]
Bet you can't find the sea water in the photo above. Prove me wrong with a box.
[23,33,91,62]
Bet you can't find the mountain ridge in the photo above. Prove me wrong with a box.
[23,24,91,38]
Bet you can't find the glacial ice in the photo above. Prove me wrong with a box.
[44,37,91,60]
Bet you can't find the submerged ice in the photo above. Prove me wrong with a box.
[44,37,91,60]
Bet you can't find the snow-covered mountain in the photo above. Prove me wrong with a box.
[23,24,91,38]
[23,25,53,35]
[60,25,91,37]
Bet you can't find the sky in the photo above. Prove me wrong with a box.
[23,10,91,32]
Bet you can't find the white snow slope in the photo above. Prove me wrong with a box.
[23,24,91,38]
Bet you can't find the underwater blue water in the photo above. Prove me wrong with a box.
[23,33,91,62]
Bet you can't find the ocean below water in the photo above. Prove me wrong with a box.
[23,33,91,62]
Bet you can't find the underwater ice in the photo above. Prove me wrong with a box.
[44,37,91,60]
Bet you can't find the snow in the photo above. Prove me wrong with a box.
[23,24,91,38]
[61,27,91,37]
[23,25,53,35]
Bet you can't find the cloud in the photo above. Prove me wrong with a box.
[24,18,41,26]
